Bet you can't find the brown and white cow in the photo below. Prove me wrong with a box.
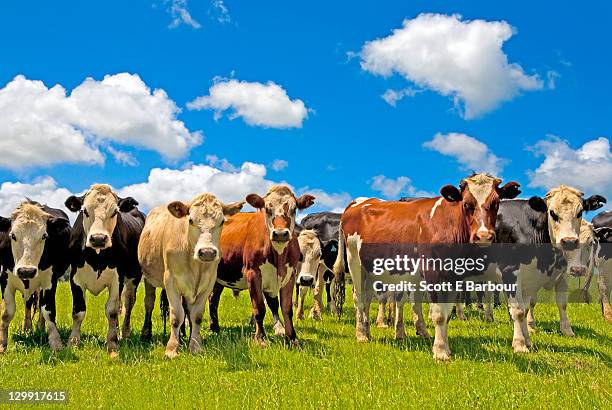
[138,193,243,359]
[333,173,520,360]
[209,185,315,346]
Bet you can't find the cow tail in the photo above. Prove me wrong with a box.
[160,289,170,335]
[332,223,346,319]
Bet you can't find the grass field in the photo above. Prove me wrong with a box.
[0,281,610,409]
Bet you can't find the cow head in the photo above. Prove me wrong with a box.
[528,185,606,276]
[440,173,521,244]
[594,226,612,244]
[297,230,321,287]
[168,193,244,262]
[0,203,68,280]
[246,185,315,253]
[65,184,138,251]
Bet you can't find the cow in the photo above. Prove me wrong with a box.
[333,173,520,360]
[589,211,612,322]
[494,186,605,353]
[64,184,145,356]
[209,185,315,346]
[0,201,71,352]
[138,193,243,359]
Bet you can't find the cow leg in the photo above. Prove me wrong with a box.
[163,282,185,359]
[105,277,121,357]
[353,289,371,342]
[69,279,86,347]
[376,301,388,328]
[41,280,63,352]
[265,294,285,336]
[509,298,529,353]
[36,292,45,331]
[346,233,369,341]
[279,273,297,345]
[394,301,406,340]
[0,287,16,353]
[328,276,338,316]
[493,290,501,307]
[295,286,307,321]
[294,282,299,308]
[429,302,452,361]
[476,290,484,311]
[387,298,396,325]
[527,299,536,333]
[141,280,156,342]
[309,265,324,320]
[208,282,224,333]
[597,270,612,323]
[246,268,267,346]
[484,290,494,322]
[411,290,430,338]
[121,277,137,339]
[188,293,207,354]
[455,293,467,321]
[555,278,574,337]
[180,298,190,340]
[23,294,34,332]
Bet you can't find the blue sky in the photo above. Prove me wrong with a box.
[0,0,610,216]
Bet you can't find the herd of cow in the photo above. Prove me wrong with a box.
[0,173,611,361]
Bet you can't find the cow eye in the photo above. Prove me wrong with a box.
[112,209,118,217]
[189,218,194,225]
[10,233,16,241]
[577,210,583,219]
[549,210,559,222]
[83,209,90,218]
[42,233,48,240]
[463,202,474,212]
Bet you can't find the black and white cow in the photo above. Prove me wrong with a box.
[0,201,71,352]
[588,211,612,322]
[65,184,145,356]
[493,186,605,353]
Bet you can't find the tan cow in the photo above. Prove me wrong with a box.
[138,193,243,359]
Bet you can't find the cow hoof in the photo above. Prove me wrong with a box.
[561,328,575,337]
[457,313,467,321]
[296,313,304,321]
[356,334,370,343]
[513,342,530,353]
[49,340,64,352]
[210,323,221,333]
[528,326,536,334]
[395,332,406,341]
[605,313,612,324]
[0,344,6,354]
[254,337,268,348]
[109,351,119,360]
[376,321,389,328]
[273,322,285,336]
[189,340,202,354]
[121,328,132,340]
[140,330,152,342]
[164,350,179,360]
[22,320,33,332]
[309,311,322,321]
[68,336,81,347]
[416,328,432,339]
[433,349,451,361]
[484,313,494,322]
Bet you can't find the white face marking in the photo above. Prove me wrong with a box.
[430,198,444,219]
[297,230,321,285]
[9,204,50,278]
[351,197,370,207]
[185,196,225,262]
[466,181,493,208]
[81,185,120,251]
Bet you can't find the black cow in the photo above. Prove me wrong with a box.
[0,201,71,352]
[590,211,612,322]
[65,184,145,356]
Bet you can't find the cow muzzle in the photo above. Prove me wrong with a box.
[197,247,218,262]
[297,273,315,287]
[88,233,110,249]
[271,229,290,243]
[473,230,495,244]
[16,266,37,280]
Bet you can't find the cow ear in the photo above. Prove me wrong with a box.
[47,216,69,235]
[65,195,84,212]
[222,200,244,216]
[246,194,265,209]
[0,216,11,232]
[528,196,547,213]
[440,185,462,202]
[168,201,190,219]
[498,181,521,199]
[118,197,139,213]
[594,227,612,242]
[584,195,606,212]
[296,194,315,210]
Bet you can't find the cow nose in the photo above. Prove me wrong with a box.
[17,267,37,279]
[298,275,315,287]
[561,237,579,250]
[569,266,586,277]
[272,229,290,242]
[197,247,218,262]
[89,234,109,248]
[475,230,494,243]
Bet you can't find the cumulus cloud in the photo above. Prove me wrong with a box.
[360,13,544,118]
[297,188,352,214]
[528,136,612,197]
[187,78,309,128]
[270,159,288,171]
[381,87,421,107]
[210,0,231,24]
[107,147,139,167]
[423,132,505,175]
[0,73,201,170]
[0,177,75,219]
[369,175,431,199]
[167,0,202,29]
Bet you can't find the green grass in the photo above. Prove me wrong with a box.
[0,282,610,409]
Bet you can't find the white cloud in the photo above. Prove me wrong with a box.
[360,13,543,118]
[528,136,612,197]
[0,177,75,219]
[187,78,309,128]
[107,147,139,167]
[0,73,201,170]
[205,154,238,172]
[369,175,432,199]
[381,87,420,107]
[210,0,230,24]
[423,132,505,175]
[168,0,202,29]
[297,188,352,214]
[270,159,288,171]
